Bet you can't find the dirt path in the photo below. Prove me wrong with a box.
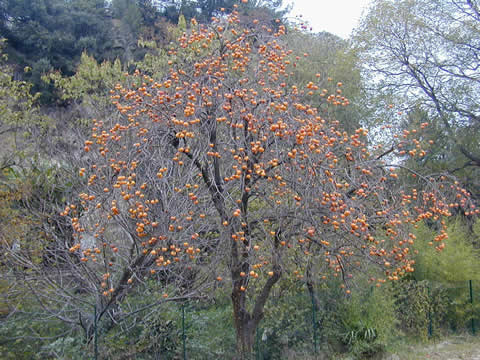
[391,336,480,360]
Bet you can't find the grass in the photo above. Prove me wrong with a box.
[387,334,480,360]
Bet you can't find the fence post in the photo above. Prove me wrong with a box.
[427,285,433,338]
[94,304,98,360]
[470,280,475,335]
[182,303,187,360]
[256,325,261,360]
[310,291,318,354]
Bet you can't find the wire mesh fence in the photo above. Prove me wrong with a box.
[89,280,479,359]
[430,280,479,337]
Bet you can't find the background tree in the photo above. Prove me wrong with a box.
[0,38,59,190]
[285,30,367,133]
[0,0,112,101]
[0,39,87,357]
[353,0,480,200]
[155,0,287,24]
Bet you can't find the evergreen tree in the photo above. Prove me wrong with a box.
[1,0,112,101]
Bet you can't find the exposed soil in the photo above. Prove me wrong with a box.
[390,335,480,360]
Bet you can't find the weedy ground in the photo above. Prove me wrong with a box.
[295,334,480,360]
[387,334,480,360]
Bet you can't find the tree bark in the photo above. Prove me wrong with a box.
[231,264,281,359]
[232,288,256,359]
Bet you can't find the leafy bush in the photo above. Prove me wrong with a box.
[412,218,480,284]
[184,299,236,359]
[102,290,236,360]
[333,285,398,359]
[405,217,480,334]
[260,283,313,359]
[103,301,182,360]
[392,280,448,341]
[0,311,85,360]
[443,283,480,333]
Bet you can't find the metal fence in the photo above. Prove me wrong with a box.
[90,280,479,359]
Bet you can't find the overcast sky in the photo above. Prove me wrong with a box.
[287,0,373,38]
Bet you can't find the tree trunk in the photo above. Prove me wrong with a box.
[235,318,256,359]
[231,265,281,359]
[232,288,257,359]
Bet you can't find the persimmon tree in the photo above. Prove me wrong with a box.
[66,6,476,357]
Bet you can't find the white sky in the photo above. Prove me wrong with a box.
[287,0,373,39]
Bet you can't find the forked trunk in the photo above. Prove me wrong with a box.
[231,266,281,359]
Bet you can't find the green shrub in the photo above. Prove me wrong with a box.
[412,218,480,284]
[102,291,236,360]
[0,312,85,360]
[392,280,448,341]
[260,284,313,359]
[183,298,236,359]
[443,283,480,333]
[406,217,480,334]
[334,285,398,359]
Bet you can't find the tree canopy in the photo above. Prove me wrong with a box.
[64,8,474,357]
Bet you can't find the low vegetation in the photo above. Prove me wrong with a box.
[0,1,479,359]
